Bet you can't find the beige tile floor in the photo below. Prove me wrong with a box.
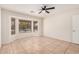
[0,36,79,54]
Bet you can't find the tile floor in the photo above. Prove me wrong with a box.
[0,36,79,54]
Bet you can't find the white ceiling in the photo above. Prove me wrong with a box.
[0,4,79,18]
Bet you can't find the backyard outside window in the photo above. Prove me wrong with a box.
[33,21,38,32]
[11,17,15,35]
[19,20,31,32]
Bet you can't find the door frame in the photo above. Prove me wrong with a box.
[0,8,1,47]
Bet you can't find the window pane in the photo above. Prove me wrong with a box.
[11,17,15,35]
[19,20,31,32]
[33,21,38,32]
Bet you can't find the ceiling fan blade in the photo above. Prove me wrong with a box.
[46,7,55,10]
[39,10,42,14]
[45,10,50,13]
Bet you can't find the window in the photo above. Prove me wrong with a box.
[19,20,31,32]
[33,21,38,32]
[11,17,15,35]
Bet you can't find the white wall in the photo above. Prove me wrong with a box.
[1,9,43,44]
[43,8,79,42]
[0,8,1,47]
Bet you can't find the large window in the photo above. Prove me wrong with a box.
[33,21,38,32]
[11,17,15,35]
[19,20,31,32]
[11,18,39,34]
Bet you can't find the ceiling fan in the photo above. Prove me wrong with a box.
[39,5,55,14]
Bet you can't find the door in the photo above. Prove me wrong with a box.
[72,15,79,44]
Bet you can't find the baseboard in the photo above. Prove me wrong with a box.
[43,35,72,43]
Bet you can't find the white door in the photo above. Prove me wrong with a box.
[72,15,79,44]
[0,8,1,47]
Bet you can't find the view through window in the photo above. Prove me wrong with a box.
[19,20,32,32]
[11,17,15,35]
[33,21,38,32]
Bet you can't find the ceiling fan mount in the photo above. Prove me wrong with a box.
[39,5,55,14]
